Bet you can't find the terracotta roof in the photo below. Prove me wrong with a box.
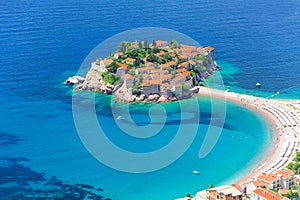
[162,83,170,87]
[125,57,136,63]
[151,73,160,78]
[206,46,214,51]
[190,52,198,58]
[181,71,190,77]
[117,62,129,70]
[257,173,277,184]
[142,82,151,87]
[252,188,287,200]
[187,60,196,65]
[173,75,185,82]
[197,60,203,64]
[252,180,265,187]
[155,40,168,47]
[275,169,294,179]
[152,69,168,74]
[160,74,172,81]
[278,189,290,195]
[177,68,186,73]
[143,79,162,86]
[145,61,154,66]
[136,66,155,72]
[160,61,176,69]
[258,169,294,184]
[103,59,113,66]
[124,74,134,81]
[180,44,196,52]
[156,50,166,56]
[169,53,176,57]
[179,61,190,68]
[197,47,205,54]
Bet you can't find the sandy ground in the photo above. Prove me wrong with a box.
[197,87,299,186]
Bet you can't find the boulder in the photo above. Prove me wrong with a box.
[148,94,160,101]
[157,95,168,103]
[65,76,85,85]
[136,94,145,101]
[130,95,137,102]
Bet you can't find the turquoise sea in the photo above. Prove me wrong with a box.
[0,0,299,199]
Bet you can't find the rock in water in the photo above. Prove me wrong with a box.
[65,76,85,85]
[157,95,167,103]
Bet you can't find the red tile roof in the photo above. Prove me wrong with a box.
[145,61,154,66]
[143,79,162,86]
[156,50,166,57]
[252,188,287,200]
[180,44,196,52]
[125,57,136,63]
[176,68,186,73]
[103,59,113,66]
[206,46,214,51]
[160,61,176,69]
[187,60,196,65]
[155,40,168,47]
[136,66,155,72]
[181,71,190,77]
[179,61,190,68]
[152,69,168,74]
[258,169,294,184]
[173,75,185,82]
[169,53,176,57]
[197,47,205,54]
[117,62,129,70]
[252,180,265,187]
[124,74,134,80]
[160,74,172,81]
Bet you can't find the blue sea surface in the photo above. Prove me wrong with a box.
[0,0,299,199]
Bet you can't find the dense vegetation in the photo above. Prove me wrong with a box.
[101,72,120,85]
[287,152,300,173]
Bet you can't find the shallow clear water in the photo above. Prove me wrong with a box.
[0,0,299,199]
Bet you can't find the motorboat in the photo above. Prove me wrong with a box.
[193,170,200,175]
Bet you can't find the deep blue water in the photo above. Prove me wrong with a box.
[0,0,299,199]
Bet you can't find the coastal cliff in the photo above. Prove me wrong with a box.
[68,40,219,103]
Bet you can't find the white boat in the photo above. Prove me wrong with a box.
[256,83,261,87]
[116,116,122,120]
[193,170,200,175]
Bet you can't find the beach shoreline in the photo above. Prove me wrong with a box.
[198,87,299,186]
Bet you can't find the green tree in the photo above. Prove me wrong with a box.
[151,47,160,54]
[190,70,196,78]
[117,41,130,53]
[186,193,192,198]
[177,58,188,64]
[143,41,149,49]
[170,39,179,48]
[152,40,157,47]
[209,184,214,189]
[138,41,143,49]
[101,72,120,85]
[287,190,298,199]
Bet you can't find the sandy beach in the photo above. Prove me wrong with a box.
[198,87,300,186]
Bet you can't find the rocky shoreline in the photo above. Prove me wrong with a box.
[65,40,219,103]
[66,73,200,104]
